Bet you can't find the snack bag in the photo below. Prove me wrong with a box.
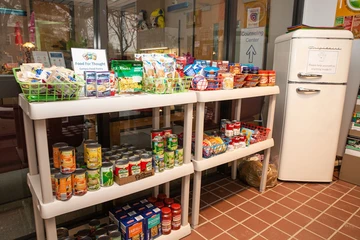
[241,128,254,146]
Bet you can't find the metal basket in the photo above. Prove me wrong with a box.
[142,77,192,94]
[241,122,271,143]
[13,68,85,102]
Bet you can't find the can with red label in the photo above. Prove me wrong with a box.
[239,134,246,148]
[225,121,234,138]
[151,129,164,141]
[232,120,241,136]
[233,136,241,149]
[162,127,172,136]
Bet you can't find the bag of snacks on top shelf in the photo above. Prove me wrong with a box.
[111,60,143,93]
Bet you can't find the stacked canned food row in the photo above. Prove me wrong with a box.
[151,127,184,172]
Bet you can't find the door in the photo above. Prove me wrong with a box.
[278,83,346,181]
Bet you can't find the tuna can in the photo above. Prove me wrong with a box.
[51,168,60,195]
[89,219,101,233]
[60,146,76,174]
[86,168,100,191]
[86,143,102,169]
[129,156,141,175]
[164,150,175,169]
[55,173,72,201]
[153,154,165,173]
[134,149,143,157]
[83,139,97,163]
[109,231,121,240]
[166,134,178,151]
[152,136,164,155]
[175,147,184,166]
[57,227,69,238]
[53,142,68,169]
[115,160,129,178]
[107,224,118,234]
[111,145,121,150]
[72,168,87,196]
[76,229,91,239]
[95,228,107,239]
[100,162,114,187]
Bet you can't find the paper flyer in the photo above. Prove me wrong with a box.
[247,7,260,28]
[32,51,51,68]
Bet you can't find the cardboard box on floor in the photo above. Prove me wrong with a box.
[340,153,360,185]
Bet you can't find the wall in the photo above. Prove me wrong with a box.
[302,0,360,157]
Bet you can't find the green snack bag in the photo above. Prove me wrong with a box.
[111,60,143,93]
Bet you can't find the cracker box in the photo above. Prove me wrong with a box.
[96,71,111,97]
[141,207,162,240]
[120,215,145,240]
[84,71,96,97]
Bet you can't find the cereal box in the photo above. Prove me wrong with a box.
[84,71,96,97]
[120,215,145,240]
[141,207,162,240]
[111,60,143,93]
[96,71,111,97]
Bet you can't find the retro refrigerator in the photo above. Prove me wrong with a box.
[272,30,353,182]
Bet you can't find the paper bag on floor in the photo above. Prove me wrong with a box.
[238,156,278,188]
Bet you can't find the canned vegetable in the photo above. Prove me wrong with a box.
[86,168,100,191]
[86,143,102,169]
[60,146,76,174]
[100,162,114,187]
[55,173,72,201]
[53,142,68,169]
[164,150,175,169]
[72,168,87,196]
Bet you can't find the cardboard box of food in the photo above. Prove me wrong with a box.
[340,153,360,185]
[115,169,155,186]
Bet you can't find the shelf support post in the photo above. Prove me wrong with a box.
[163,106,171,196]
[44,218,57,240]
[231,99,242,180]
[152,108,160,197]
[260,95,276,192]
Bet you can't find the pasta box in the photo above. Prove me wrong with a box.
[84,71,96,97]
[141,207,162,240]
[120,215,145,240]
[96,71,111,97]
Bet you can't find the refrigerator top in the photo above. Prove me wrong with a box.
[275,30,353,44]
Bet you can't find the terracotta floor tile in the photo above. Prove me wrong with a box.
[237,188,259,199]
[203,183,220,192]
[274,219,302,235]
[286,212,312,227]
[261,227,290,240]
[212,215,237,231]
[272,185,293,195]
[228,224,256,240]
[348,189,360,199]
[336,180,355,188]
[242,217,269,233]
[325,207,352,221]
[279,197,302,209]
[180,230,205,240]
[330,183,352,193]
[333,200,359,213]
[267,203,292,217]
[262,190,284,201]
[216,178,231,186]
[239,201,263,214]
[314,193,338,205]
[212,200,235,212]
[296,205,322,218]
[297,186,318,197]
[252,235,266,240]
[305,199,330,212]
[211,187,232,198]
[342,195,360,206]
[288,192,311,203]
[280,182,302,190]
[340,223,360,239]
[295,229,323,240]
[251,195,274,208]
[330,232,354,240]
[306,221,335,239]
[227,207,251,223]
[305,183,330,191]
[255,209,281,224]
[223,182,245,193]
[188,215,207,226]
[200,206,222,220]
[201,192,221,205]
[316,213,344,230]
[347,215,360,228]
[213,232,236,240]
[195,222,223,239]
[323,188,345,198]
[225,194,247,206]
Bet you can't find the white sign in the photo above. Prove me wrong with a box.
[32,51,51,68]
[307,50,339,74]
[49,52,66,67]
[239,27,265,68]
[71,48,108,75]
[247,7,260,28]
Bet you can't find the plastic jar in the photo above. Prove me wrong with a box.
[171,203,182,230]
[157,193,167,202]
[129,156,141,175]
[140,153,152,172]
[258,70,268,86]
[164,198,174,208]
[268,70,276,86]
[155,201,165,209]
[114,160,129,178]
[161,207,172,235]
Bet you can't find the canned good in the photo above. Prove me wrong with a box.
[175,147,184,166]
[151,129,164,141]
[162,127,173,137]
[109,231,121,240]
[83,139,97,163]
[129,156,141,175]
[239,134,246,148]
[128,146,136,152]
[152,136,164,155]
[102,147,110,153]
[140,153,152,172]
[76,229,91,239]
[51,168,60,195]
[109,155,120,168]
[53,142,68,169]
[86,168,100,191]
[60,146,76,174]
[153,154,164,173]
[86,143,102,169]
[55,173,72,201]
[111,145,121,150]
[225,121,234,138]
[107,224,118,234]
[232,136,241,149]
[120,143,132,149]
[103,151,113,161]
[166,134,178,151]
[133,149,143,157]
[116,148,126,155]
[57,227,69,238]
[115,160,129,178]
[100,162,114,187]
[89,219,101,233]
[233,120,241,136]
[220,119,228,133]
[95,228,107,239]
[72,168,87,196]
[98,236,110,240]
[123,151,134,157]
[164,150,175,169]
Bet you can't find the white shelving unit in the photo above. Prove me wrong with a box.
[191,86,280,227]
[20,92,196,239]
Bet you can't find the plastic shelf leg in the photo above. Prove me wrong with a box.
[45,218,57,240]
[191,171,202,228]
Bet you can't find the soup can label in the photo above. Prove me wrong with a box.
[151,129,164,141]
[87,146,102,169]
[115,164,129,178]
[130,162,141,175]
[55,175,72,201]
[152,137,164,155]
[153,154,164,173]
[53,143,67,169]
[164,151,175,169]
[60,148,76,174]
[166,134,178,151]
[87,169,100,191]
[175,148,184,166]
[101,164,114,187]
[72,172,87,196]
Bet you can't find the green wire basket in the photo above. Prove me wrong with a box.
[142,77,192,94]
[13,68,85,102]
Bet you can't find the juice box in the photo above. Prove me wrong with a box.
[96,71,111,97]
[120,215,145,240]
[111,60,143,93]
[84,71,96,97]
[141,208,162,240]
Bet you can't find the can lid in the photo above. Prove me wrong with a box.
[53,142,68,148]
[158,193,167,199]
[55,173,71,179]
[165,149,174,152]
[89,219,100,226]
[123,152,133,156]
[161,207,172,214]
[109,155,120,160]
[102,162,113,168]
[87,143,101,148]
[164,198,174,204]
[148,196,157,203]
[107,224,118,231]
[84,139,97,144]
[151,129,162,132]
[116,149,126,154]
[128,146,137,150]
[102,148,110,152]
[141,153,151,159]
[115,159,129,165]
[57,227,69,237]
[134,149,143,154]
[120,143,132,147]
[155,201,164,208]
[104,151,113,156]
[51,168,60,174]
[95,228,107,236]
[74,168,86,174]
[59,146,75,151]
[129,156,140,162]
[109,231,121,238]
[171,203,181,210]
[111,145,121,150]
[162,127,172,131]
[77,229,90,237]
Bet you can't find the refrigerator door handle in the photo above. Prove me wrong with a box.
[297,73,323,79]
[296,87,321,94]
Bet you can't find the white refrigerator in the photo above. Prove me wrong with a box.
[272,30,353,182]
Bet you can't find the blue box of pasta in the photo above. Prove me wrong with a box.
[96,71,111,97]
[84,71,96,97]
[141,207,162,240]
[120,215,145,240]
